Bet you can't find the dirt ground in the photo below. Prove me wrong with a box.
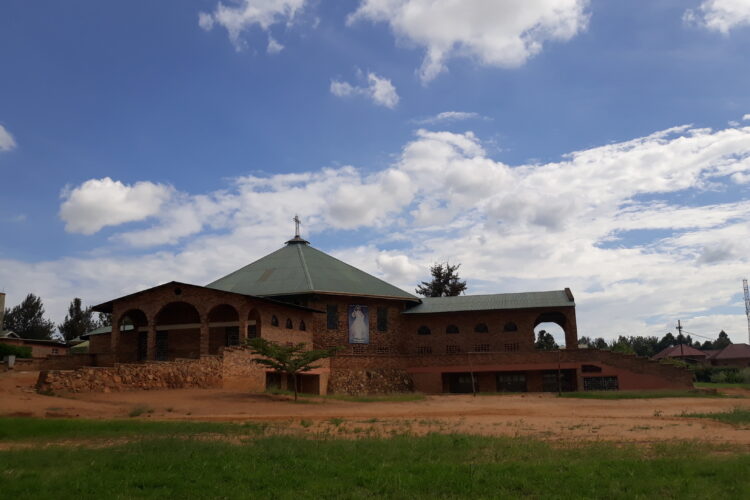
[2,370,749,445]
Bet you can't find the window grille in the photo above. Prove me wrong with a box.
[446,345,461,354]
[473,344,490,352]
[415,346,432,354]
[503,343,519,352]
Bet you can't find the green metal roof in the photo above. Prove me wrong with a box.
[206,240,419,301]
[402,290,574,314]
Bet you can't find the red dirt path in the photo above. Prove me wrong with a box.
[2,371,749,444]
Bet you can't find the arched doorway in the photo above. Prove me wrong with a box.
[117,309,148,363]
[207,304,240,353]
[154,302,201,361]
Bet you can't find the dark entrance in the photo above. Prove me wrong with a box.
[542,369,576,392]
[137,332,148,361]
[156,331,168,361]
[225,326,240,346]
[266,372,282,390]
[496,372,527,392]
[443,373,477,393]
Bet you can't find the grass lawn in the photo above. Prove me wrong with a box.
[559,390,730,400]
[682,407,750,426]
[695,382,750,390]
[1,418,749,498]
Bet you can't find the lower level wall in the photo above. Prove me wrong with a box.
[37,356,222,393]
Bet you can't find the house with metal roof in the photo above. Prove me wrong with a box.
[47,225,686,394]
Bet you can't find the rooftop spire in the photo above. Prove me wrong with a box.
[286,214,310,245]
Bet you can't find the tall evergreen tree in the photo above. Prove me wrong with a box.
[534,330,558,350]
[713,330,732,350]
[95,312,112,328]
[58,298,97,342]
[3,293,55,340]
[415,262,468,297]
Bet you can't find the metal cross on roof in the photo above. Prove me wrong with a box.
[293,214,301,237]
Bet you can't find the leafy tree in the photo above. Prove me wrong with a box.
[656,332,676,353]
[415,262,468,297]
[2,293,55,340]
[95,312,112,328]
[700,340,713,350]
[58,298,97,342]
[713,330,732,350]
[609,336,635,355]
[592,337,608,350]
[534,330,558,351]
[246,337,341,401]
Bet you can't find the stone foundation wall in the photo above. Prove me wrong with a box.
[327,368,414,395]
[36,356,222,393]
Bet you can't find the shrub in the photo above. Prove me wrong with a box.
[710,371,728,384]
[740,368,750,384]
[0,343,33,359]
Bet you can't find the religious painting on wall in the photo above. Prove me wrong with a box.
[348,305,369,344]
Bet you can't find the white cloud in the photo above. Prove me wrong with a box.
[330,72,399,108]
[348,0,590,82]
[0,124,17,151]
[199,0,306,50]
[7,122,750,343]
[743,113,750,121]
[59,178,173,235]
[267,36,284,54]
[684,0,750,34]
[415,111,488,125]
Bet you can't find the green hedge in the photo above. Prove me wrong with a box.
[691,365,750,383]
[0,343,33,359]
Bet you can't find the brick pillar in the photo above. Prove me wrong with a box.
[239,319,249,344]
[565,310,579,350]
[147,323,157,360]
[200,317,209,356]
[110,321,120,362]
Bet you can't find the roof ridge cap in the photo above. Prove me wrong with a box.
[296,244,314,291]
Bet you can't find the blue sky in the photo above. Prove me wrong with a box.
[2,0,750,344]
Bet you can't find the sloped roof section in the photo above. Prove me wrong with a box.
[652,344,707,360]
[206,240,418,301]
[713,343,750,360]
[402,290,574,314]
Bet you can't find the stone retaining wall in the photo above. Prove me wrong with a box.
[36,356,222,393]
[328,368,414,395]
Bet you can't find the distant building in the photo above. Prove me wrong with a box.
[707,343,750,367]
[652,344,707,364]
[0,336,69,358]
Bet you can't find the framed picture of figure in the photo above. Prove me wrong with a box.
[348,305,369,344]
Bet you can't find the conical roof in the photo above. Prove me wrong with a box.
[206,239,418,301]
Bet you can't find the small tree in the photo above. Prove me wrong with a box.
[415,262,468,297]
[3,293,55,340]
[534,330,558,350]
[714,330,732,350]
[58,298,97,342]
[246,337,341,401]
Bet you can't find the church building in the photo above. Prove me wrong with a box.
[82,228,691,394]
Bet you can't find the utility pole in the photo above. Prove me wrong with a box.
[676,320,684,358]
[743,279,750,344]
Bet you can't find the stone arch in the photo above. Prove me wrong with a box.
[533,312,568,349]
[154,301,202,360]
[207,304,240,352]
[117,309,148,362]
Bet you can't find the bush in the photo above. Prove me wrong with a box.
[740,368,750,384]
[0,343,32,359]
[710,371,727,384]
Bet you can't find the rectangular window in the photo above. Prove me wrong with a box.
[377,307,388,332]
[376,346,391,355]
[473,344,490,353]
[583,376,619,391]
[503,343,519,352]
[416,346,432,354]
[446,345,461,354]
[326,305,338,330]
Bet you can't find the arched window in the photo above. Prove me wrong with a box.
[299,320,306,331]
[417,326,431,336]
[446,325,459,334]
[285,318,293,329]
[271,315,279,327]
[474,323,489,333]
[503,322,518,332]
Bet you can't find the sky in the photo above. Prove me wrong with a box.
[2,0,750,345]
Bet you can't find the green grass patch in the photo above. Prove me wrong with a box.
[0,427,748,498]
[560,390,730,400]
[683,407,750,426]
[0,417,267,442]
[695,382,750,390]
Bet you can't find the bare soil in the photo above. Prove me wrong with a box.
[3,370,749,445]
